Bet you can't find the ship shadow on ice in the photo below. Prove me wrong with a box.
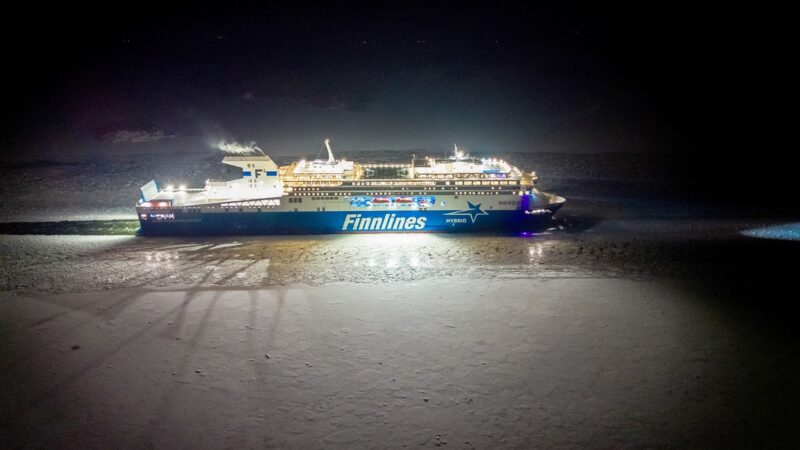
[2,282,295,436]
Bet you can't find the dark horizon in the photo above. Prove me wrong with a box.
[1,3,793,203]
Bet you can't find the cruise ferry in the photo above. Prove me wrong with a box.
[135,141,565,235]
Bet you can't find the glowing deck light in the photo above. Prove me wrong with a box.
[179,185,187,191]
[166,185,174,191]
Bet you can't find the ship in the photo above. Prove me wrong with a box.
[135,140,565,235]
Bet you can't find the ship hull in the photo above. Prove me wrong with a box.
[136,204,564,236]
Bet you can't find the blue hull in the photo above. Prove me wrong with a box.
[137,206,563,236]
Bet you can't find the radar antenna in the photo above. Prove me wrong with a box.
[453,143,465,160]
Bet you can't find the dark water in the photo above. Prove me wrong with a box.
[0,220,140,235]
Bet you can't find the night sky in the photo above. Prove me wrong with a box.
[2,3,791,200]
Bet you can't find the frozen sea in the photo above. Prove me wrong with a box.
[2,151,799,448]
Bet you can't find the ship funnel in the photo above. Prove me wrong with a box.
[325,139,335,163]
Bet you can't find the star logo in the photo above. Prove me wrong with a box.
[445,201,489,223]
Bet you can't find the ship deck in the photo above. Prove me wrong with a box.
[362,166,411,180]
[144,189,209,207]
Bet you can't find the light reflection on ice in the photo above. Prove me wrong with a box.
[528,243,544,264]
[2,231,577,292]
[337,233,442,272]
[208,242,243,250]
[145,251,179,263]
[741,223,800,241]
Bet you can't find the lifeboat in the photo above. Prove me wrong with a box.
[372,197,391,204]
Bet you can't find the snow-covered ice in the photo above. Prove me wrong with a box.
[3,276,797,448]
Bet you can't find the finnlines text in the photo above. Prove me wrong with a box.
[342,214,427,231]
